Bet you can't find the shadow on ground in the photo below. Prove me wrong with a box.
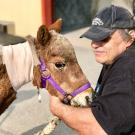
[0,89,36,126]
[22,122,78,135]
[14,89,36,104]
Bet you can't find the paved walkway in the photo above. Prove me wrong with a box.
[0,28,102,135]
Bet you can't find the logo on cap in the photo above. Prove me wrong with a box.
[92,17,104,26]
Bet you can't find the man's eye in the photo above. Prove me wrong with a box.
[55,62,66,69]
[101,36,111,43]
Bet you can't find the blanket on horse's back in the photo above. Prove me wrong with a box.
[0,32,39,90]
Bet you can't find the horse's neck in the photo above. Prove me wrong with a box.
[28,40,40,66]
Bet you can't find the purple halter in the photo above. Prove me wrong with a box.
[39,57,91,97]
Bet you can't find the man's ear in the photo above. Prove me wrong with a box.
[125,30,135,48]
[128,30,135,39]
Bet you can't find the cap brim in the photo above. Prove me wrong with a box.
[80,26,114,41]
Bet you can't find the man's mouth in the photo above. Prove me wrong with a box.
[94,50,105,55]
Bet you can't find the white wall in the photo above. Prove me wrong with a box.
[97,0,111,11]
[96,0,133,14]
[0,0,42,37]
[112,0,133,14]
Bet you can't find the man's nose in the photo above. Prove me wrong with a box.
[91,41,101,48]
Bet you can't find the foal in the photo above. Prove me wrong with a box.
[0,19,93,134]
[33,19,93,135]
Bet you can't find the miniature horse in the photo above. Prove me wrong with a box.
[0,19,93,134]
[34,20,93,135]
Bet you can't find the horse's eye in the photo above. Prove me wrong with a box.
[55,62,65,69]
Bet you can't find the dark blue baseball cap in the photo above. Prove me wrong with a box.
[80,5,135,41]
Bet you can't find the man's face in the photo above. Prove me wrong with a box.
[91,30,128,65]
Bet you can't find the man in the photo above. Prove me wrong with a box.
[50,5,135,135]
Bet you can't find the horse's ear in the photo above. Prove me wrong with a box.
[48,18,62,33]
[37,25,51,46]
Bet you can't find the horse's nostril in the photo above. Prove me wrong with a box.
[62,97,71,105]
[85,96,92,106]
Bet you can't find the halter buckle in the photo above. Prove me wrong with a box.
[62,94,73,105]
[41,69,51,79]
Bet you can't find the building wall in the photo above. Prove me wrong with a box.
[112,0,133,14]
[54,0,93,33]
[0,0,42,37]
[0,0,133,37]
[97,0,133,14]
[97,0,111,11]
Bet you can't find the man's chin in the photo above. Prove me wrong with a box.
[95,58,106,64]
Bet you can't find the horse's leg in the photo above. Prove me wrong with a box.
[38,116,60,135]
[0,69,16,115]
[0,87,16,115]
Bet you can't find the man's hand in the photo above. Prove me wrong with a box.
[49,96,107,135]
[49,96,64,117]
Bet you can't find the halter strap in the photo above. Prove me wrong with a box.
[70,83,91,97]
[39,57,91,97]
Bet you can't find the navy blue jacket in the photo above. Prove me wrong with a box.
[91,43,135,135]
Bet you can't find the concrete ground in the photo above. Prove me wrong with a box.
[0,28,102,135]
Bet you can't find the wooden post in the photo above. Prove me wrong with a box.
[41,0,53,26]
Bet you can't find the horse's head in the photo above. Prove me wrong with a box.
[33,19,92,103]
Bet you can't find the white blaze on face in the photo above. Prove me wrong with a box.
[71,88,93,107]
